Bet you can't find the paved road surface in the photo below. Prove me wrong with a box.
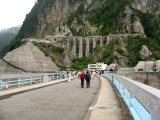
[0,77,100,120]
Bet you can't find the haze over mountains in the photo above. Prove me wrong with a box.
[0,26,21,52]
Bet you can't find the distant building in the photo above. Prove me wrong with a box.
[106,63,118,72]
[88,63,107,71]
[134,60,160,72]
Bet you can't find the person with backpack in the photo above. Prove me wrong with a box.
[80,71,85,88]
[85,71,91,88]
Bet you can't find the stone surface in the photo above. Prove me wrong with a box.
[134,61,155,71]
[132,17,144,34]
[63,50,72,67]
[85,37,90,57]
[132,0,160,17]
[117,72,160,90]
[71,37,77,57]
[1,42,60,73]
[140,45,152,58]
[78,37,83,58]
[0,59,24,74]
[156,60,160,72]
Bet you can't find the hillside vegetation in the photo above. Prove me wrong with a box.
[2,0,160,69]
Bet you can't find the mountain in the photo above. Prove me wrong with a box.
[15,0,160,38]
[0,26,21,58]
[6,0,160,69]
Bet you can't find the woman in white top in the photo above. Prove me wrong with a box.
[92,71,96,80]
[68,72,72,82]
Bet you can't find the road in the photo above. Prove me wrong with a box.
[0,77,100,120]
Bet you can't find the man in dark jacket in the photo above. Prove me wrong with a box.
[85,71,91,88]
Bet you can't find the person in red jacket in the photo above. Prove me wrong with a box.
[80,71,85,88]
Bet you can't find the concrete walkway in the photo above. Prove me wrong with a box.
[0,77,100,120]
[90,76,124,120]
[0,76,77,97]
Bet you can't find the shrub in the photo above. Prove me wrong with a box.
[44,50,49,56]
[10,39,23,51]
[71,57,93,70]
[116,47,124,54]
[103,49,112,58]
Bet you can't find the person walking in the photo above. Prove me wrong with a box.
[78,71,81,79]
[68,72,72,82]
[80,71,85,88]
[92,70,96,80]
[85,71,91,88]
[62,70,65,79]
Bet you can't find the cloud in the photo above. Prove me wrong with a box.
[0,0,37,30]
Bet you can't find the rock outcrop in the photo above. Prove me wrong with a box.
[0,42,60,73]
[140,45,152,59]
[132,0,160,17]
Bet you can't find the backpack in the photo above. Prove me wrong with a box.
[86,73,90,79]
[81,71,85,79]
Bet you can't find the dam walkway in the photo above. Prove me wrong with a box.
[0,73,160,120]
[0,75,124,120]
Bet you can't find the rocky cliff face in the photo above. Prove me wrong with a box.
[16,0,160,38]
[17,0,105,38]
[132,0,160,17]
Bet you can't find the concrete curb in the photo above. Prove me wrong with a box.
[88,76,124,120]
[84,75,102,120]
[0,76,77,97]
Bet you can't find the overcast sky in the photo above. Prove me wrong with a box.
[0,0,37,30]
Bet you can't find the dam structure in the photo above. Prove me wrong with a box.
[23,34,139,58]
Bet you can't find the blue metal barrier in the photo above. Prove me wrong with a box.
[0,76,42,89]
[0,72,69,90]
[103,74,156,120]
[0,79,2,90]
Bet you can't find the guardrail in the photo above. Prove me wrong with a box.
[103,73,159,120]
[0,73,72,90]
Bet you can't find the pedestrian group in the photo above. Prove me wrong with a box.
[63,70,97,88]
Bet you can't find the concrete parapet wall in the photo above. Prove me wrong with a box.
[108,73,160,120]
[117,72,160,89]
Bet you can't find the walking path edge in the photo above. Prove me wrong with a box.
[0,76,77,97]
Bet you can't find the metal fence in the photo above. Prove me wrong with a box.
[103,73,157,120]
[0,73,69,90]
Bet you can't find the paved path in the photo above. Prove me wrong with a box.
[90,76,124,120]
[0,77,100,120]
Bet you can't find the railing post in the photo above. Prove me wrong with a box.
[43,74,48,82]
[122,85,125,96]
[48,76,50,81]
[30,77,32,84]
[0,78,2,90]
[40,76,42,82]
[18,77,21,87]
[130,93,134,99]
[60,74,62,79]
[52,75,54,80]
[57,74,58,79]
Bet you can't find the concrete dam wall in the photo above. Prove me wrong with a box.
[117,72,160,90]
[24,34,138,58]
